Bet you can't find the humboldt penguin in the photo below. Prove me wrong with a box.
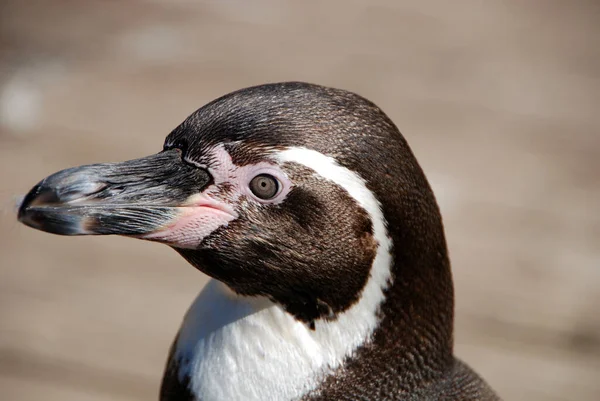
[18,82,500,400]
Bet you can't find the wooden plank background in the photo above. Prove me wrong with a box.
[1,1,599,400]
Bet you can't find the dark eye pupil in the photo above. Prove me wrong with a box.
[250,174,279,200]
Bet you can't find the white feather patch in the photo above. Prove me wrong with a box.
[175,147,393,401]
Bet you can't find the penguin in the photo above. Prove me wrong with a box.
[18,82,500,401]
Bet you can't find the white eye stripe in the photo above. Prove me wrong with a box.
[274,147,388,243]
[274,145,393,352]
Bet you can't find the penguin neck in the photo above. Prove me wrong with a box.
[372,218,456,381]
[376,239,455,373]
[172,229,395,401]
[172,230,454,401]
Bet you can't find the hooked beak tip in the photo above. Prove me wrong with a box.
[18,181,54,222]
[17,176,100,235]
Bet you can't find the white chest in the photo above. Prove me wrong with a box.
[174,280,332,401]
[173,235,392,401]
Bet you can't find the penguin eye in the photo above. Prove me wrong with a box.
[249,174,280,200]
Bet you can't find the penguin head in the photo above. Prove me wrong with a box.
[18,82,447,326]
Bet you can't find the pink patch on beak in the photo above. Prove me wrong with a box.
[141,194,237,249]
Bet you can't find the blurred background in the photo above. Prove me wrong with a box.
[1,1,599,400]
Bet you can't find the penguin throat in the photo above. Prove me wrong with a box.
[174,243,391,401]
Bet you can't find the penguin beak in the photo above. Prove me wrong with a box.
[17,149,213,237]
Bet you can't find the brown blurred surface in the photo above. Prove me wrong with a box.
[1,1,599,400]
